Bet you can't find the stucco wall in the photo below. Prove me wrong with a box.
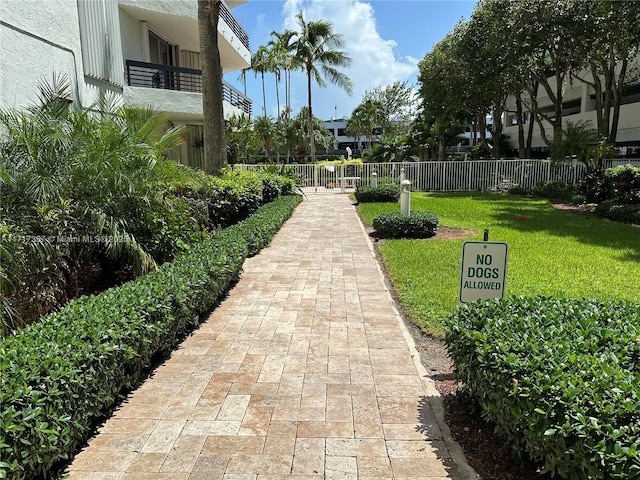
[119,8,145,64]
[0,1,86,110]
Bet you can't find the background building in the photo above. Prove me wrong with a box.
[503,61,640,158]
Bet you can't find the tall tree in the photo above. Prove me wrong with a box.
[362,81,417,136]
[505,0,585,146]
[270,30,298,119]
[290,11,353,163]
[198,0,227,174]
[251,45,270,117]
[254,115,276,162]
[347,99,384,150]
[226,112,257,163]
[417,30,471,160]
[574,1,640,143]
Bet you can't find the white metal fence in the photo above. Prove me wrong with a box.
[234,159,640,194]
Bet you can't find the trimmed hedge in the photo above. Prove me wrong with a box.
[354,185,400,203]
[372,210,439,238]
[0,195,302,480]
[228,194,302,257]
[446,296,640,479]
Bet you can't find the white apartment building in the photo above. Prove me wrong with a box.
[503,61,640,158]
[1,0,252,167]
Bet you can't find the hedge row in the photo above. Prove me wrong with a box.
[446,296,640,479]
[354,185,400,203]
[228,193,301,257]
[373,210,439,239]
[0,194,302,480]
[174,168,297,229]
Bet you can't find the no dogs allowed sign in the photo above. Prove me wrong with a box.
[459,241,508,303]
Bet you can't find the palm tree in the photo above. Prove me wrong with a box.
[267,49,282,119]
[226,112,256,163]
[269,30,298,119]
[251,46,270,117]
[0,76,184,332]
[237,67,249,96]
[253,115,276,162]
[290,12,353,163]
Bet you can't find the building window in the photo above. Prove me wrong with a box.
[149,31,176,66]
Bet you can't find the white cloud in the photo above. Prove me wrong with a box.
[281,0,418,120]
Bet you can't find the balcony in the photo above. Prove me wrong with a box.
[125,60,252,117]
[118,0,250,73]
[219,1,249,51]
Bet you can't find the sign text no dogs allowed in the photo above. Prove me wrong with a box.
[459,241,508,303]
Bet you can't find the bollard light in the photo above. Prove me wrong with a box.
[400,179,411,216]
[371,171,378,188]
[400,167,406,183]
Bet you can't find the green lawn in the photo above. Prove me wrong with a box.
[358,192,640,336]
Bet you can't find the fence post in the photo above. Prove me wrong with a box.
[314,164,318,194]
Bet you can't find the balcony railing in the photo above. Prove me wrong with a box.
[220,1,250,51]
[125,60,252,116]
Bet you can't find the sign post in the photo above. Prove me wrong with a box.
[459,241,508,303]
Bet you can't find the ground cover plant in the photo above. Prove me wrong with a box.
[0,194,302,480]
[358,192,640,336]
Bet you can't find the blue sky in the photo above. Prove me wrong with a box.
[226,0,478,121]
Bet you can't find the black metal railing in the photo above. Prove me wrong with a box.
[220,1,250,51]
[125,60,251,116]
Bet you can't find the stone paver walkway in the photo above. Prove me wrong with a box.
[66,194,473,479]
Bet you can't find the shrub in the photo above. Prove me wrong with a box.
[206,169,264,226]
[594,200,640,225]
[372,210,439,238]
[0,194,301,480]
[580,171,612,203]
[508,185,531,196]
[446,296,640,479]
[260,174,282,202]
[605,164,640,205]
[354,185,400,203]
[531,181,582,203]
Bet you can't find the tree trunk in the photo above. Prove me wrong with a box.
[610,57,628,144]
[306,62,315,164]
[438,139,446,161]
[261,73,266,116]
[515,96,525,158]
[492,102,504,159]
[198,0,227,175]
[525,80,538,158]
[479,114,487,148]
[287,70,291,119]
[275,74,280,119]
